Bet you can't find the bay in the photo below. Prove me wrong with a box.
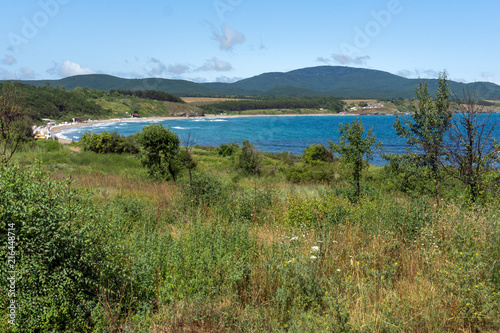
[55,114,500,166]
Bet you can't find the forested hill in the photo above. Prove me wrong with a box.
[19,74,213,96]
[11,66,500,99]
[0,82,197,123]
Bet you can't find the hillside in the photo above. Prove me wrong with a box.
[0,82,202,123]
[21,75,215,96]
[11,66,500,100]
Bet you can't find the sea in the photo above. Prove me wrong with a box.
[55,114,500,166]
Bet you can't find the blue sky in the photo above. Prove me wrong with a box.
[1,0,499,85]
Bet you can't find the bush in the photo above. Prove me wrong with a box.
[136,124,180,180]
[156,219,256,302]
[236,140,261,175]
[0,163,128,332]
[35,138,64,152]
[181,171,226,207]
[302,144,333,164]
[79,131,139,154]
[285,164,335,183]
[218,142,239,157]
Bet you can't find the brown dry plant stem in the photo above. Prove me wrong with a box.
[0,82,31,165]
[444,87,500,203]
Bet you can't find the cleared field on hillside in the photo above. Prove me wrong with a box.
[343,99,379,104]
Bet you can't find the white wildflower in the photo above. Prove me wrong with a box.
[311,246,320,252]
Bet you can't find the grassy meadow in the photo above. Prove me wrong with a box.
[1,138,499,333]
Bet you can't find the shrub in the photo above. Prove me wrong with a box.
[79,131,139,154]
[302,144,334,164]
[0,163,128,332]
[136,124,180,180]
[180,171,226,207]
[236,140,261,175]
[285,164,335,183]
[35,138,64,152]
[218,142,239,157]
[156,219,256,302]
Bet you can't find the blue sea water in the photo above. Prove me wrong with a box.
[55,114,500,166]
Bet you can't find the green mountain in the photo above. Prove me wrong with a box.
[204,66,500,99]
[21,74,215,96]
[12,66,500,99]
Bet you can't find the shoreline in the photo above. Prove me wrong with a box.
[50,112,366,143]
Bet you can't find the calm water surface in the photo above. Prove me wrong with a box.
[55,114,500,166]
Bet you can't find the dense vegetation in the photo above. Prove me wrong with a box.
[0,82,196,123]
[199,96,345,113]
[0,82,108,122]
[1,134,499,332]
[1,77,499,332]
[79,131,140,154]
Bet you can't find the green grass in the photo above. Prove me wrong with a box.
[95,95,201,118]
[1,142,499,332]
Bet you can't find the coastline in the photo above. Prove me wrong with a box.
[50,112,362,143]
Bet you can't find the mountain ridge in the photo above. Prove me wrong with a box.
[9,66,500,100]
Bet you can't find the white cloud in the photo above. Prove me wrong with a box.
[197,57,233,72]
[147,58,167,76]
[480,72,494,81]
[215,76,241,83]
[20,67,36,79]
[332,54,370,65]
[397,70,412,78]
[453,77,467,83]
[48,60,96,77]
[396,69,439,79]
[212,25,246,50]
[0,66,36,80]
[0,68,15,80]
[146,59,192,77]
[2,55,16,65]
[420,69,439,78]
[113,71,145,79]
[316,57,332,64]
[190,77,208,83]
[168,64,190,75]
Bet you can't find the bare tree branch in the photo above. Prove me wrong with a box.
[0,82,31,165]
[444,85,500,202]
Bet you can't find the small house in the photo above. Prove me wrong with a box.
[72,117,87,123]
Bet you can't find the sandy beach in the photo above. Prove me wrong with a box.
[50,116,195,143]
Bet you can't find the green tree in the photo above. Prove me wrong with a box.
[388,71,451,204]
[136,124,180,180]
[236,140,261,175]
[329,118,381,202]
